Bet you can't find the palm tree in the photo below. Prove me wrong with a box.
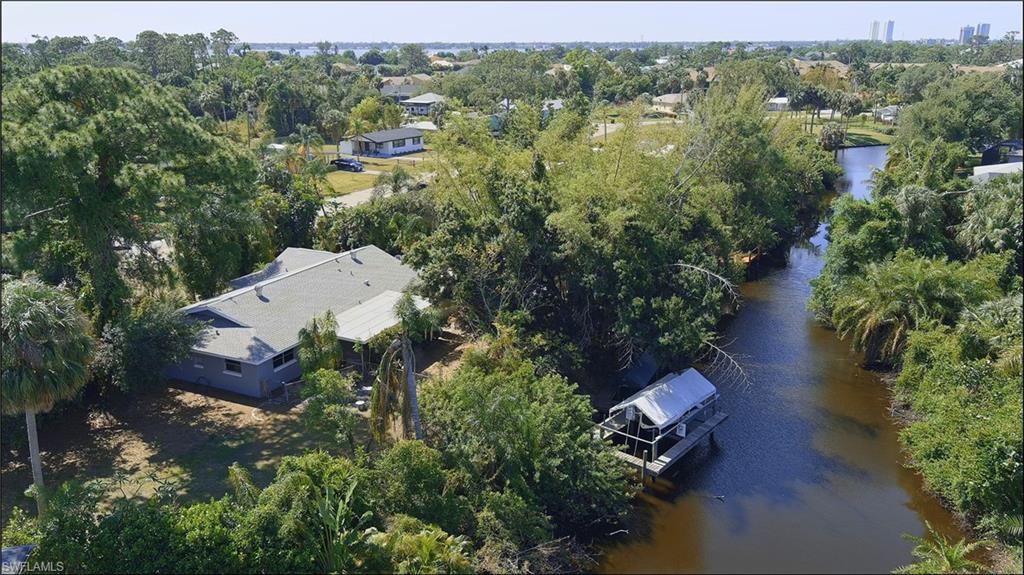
[893,522,990,574]
[369,292,439,443]
[297,310,343,377]
[302,158,333,218]
[372,167,413,201]
[832,252,977,365]
[1,279,93,517]
[289,123,325,163]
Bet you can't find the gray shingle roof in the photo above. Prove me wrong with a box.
[183,245,418,364]
[352,127,424,143]
[403,92,445,105]
[381,84,419,98]
[228,247,336,289]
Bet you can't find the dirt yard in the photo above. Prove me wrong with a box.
[1,330,470,529]
[1,382,344,528]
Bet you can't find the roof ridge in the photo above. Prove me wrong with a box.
[183,245,375,311]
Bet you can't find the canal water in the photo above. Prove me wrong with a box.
[599,145,966,573]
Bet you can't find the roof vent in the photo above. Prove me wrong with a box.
[364,280,371,286]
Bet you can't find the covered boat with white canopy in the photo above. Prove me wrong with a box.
[597,368,728,478]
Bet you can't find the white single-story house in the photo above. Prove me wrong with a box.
[402,92,446,116]
[166,245,427,398]
[970,162,1023,183]
[338,127,425,157]
[767,96,789,112]
[652,93,682,114]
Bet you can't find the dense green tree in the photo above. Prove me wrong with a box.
[420,346,635,533]
[956,172,1023,270]
[91,296,206,393]
[897,73,1023,151]
[301,369,360,454]
[2,66,258,328]
[399,44,431,74]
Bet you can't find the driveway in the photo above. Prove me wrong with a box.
[325,171,436,211]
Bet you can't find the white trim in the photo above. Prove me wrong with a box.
[223,358,243,376]
[188,348,260,365]
[273,359,297,372]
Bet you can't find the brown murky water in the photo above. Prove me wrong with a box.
[598,146,966,573]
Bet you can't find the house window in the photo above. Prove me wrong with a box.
[375,142,383,150]
[413,137,422,145]
[393,139,406,148]
[272,348,297,371]
[224,359,242,375]
[193,355,204,369]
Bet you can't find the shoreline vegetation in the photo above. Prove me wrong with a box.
[2,27,1021,574]
[808,69,1022,572]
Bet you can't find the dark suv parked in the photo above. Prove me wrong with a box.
[331,158,365,172]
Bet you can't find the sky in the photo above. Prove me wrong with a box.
[2,1,1022,44]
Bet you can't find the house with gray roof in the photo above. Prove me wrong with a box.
[166,245,427,398]
[338,127,424,158]
[401,92,446,116]
[380,83,419,103]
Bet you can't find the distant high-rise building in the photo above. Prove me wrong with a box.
[884,20,895,43]
[959,25,976,44]
[976,23,991,38]
[870,20,880,42]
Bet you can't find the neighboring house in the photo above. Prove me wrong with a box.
[380,74,432,86]
[541,98,564,119]
[402,92,446,116]
[431,59,454,70]
[499,98,563,118]
[652,93,683,114]
[166,245,427,398]
[874,105,901,124]
[767,96,789,112]
[970,162,1023,183]
[339,127,425,157]
[381,84,419,103]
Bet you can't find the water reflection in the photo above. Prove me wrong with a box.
[599,146,965,573]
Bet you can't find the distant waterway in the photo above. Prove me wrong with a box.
[598,145,966,573]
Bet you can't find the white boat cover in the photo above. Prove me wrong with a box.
[610,368,717,430]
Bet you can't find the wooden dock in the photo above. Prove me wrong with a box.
[613,412,729,478]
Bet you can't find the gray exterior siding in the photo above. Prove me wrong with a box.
[166,351,301,398]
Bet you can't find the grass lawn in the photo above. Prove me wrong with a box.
[773,111,895,146]
[326,171,379,196]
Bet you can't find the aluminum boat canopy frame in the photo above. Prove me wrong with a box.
[596,368,727,477]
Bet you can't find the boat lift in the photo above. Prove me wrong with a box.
[595,368,728,479]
